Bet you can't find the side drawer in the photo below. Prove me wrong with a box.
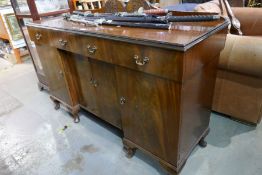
[48,30,112,63]
[110,41,183,81]
[27,27,50,45]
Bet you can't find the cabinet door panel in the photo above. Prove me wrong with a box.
[90,60,122,129]
[74,56,99,116]
[35,45,71,104]
[115,67,180,164]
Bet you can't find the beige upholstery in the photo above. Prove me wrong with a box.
[211,7,262,125]
[159,0,180,8]
[219,35,262,78]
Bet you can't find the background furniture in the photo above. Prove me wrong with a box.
[10,0,74,91]
[212,7,262,125]
[73,0,105,10]
[73,0,159,12]
[0,7,28,64]
[125,0,151,12]
[27,13,228,174]
[183,0,247,7]
[103,0,126,13]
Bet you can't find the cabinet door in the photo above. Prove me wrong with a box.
[74,56,99,116]
[90,60,122,129]
[115,67,180,164]
[35,45,71,105]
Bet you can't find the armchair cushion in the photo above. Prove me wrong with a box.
[219,34,262,78]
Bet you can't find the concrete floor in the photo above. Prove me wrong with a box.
[0,62,262,175]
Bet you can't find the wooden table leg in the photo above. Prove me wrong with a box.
[13,48,22,64]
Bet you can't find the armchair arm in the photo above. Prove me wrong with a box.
[232,7,262,36]
[219,34,262,78]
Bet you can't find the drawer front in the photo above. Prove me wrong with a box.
[48,30,112,63]
[110,41,183,81]
[48,30,69,51]
[33,28,182,81]
[28,27,50,45]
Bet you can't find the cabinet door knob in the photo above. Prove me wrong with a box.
[58,39,68,47]
[90,78,98,87]
[93,80,98,87]
[58,70,64,79]
[120,97,126,105]
[35,33,42,40]
[134,55,149,66]
[90,77,94,85]
[87,45,97,55]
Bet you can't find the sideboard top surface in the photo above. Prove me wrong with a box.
[27,17,229,51]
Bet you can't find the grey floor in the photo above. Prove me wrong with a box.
[0,62,262,175]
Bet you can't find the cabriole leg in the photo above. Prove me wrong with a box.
[199,137,207,148]
[123,140,136,158]
[50,96,60,110]
[68,106,80,123]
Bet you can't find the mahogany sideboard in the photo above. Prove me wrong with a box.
[27,17,229,174]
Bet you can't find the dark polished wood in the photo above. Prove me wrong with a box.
[27,16,228,174]
[90,59,122,129]
[73,54,100,116]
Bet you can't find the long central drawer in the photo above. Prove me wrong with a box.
[29,27,183,81]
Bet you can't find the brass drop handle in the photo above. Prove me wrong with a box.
[87,44,97,55]
[93,80,98,87]
[58,39,68,47]
[35,33,42,40]
[134,55,149,66]
[90,78,98,87]
[120,97,126,105]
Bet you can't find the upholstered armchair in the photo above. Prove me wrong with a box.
[212,7,262,125]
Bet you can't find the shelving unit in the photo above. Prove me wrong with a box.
[73,0,105,10]
[0,7,28,64]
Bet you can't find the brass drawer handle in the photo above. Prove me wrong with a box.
[134,55,149,66]
[90,78,98,87]
[35,33,42,40]
[120,97,126,105]
[87,45,97,55]
[58,39,68,47]
[93,80,98,87]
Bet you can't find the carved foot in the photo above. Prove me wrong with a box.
[73,114,80,123]
[54,101,60,110]
[50,96,60,110]
[199,137,207,148]
[123,140,136,158]
[68,106,80,123]
[123,146,136,158]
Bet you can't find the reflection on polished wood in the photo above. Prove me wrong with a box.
[27,17,229,174]
[31,17,228,50]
